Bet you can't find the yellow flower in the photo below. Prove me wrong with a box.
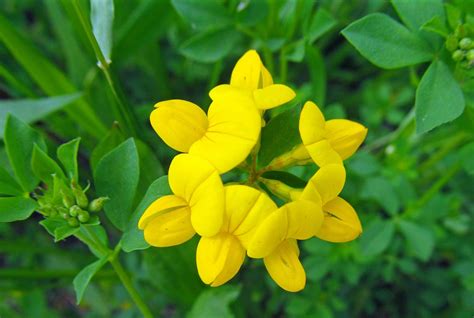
[150,98,261,173]
[196,185,277,286]
[247,200,323,292]
[299,164,362,243]
[138,154,224,246]
[209,50,296,111]
[299,101,368,167]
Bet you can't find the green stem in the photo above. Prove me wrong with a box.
[76,227,153,318]
[71,0,139,138]
[279,48,288,83]
[109,257,153,318]
[419,133,468,173]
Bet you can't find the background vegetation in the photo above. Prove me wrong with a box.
[0,0,473,317]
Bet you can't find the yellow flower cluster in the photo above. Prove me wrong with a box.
[139,50,367,292]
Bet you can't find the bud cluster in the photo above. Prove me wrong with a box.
[446,24,474,68]
[36,180,108,228]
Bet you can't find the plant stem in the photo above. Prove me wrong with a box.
[109,257,154,318]
[76,227,153,318]
[71,0,139,138]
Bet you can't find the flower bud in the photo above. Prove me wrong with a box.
[61,189,75,209]
[467,49,474,62]
[445,35,458,52]
[88,197,109,212]
[459,38,472,50]
[60,209,70,219]
[77,210,90,223]
[452,50,464,62]
[71,182,89,209]
[69,205,82,217]
[68,217,79,227]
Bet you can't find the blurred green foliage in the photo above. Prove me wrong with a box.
[0,0,473,317]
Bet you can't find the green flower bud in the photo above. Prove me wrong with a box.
[56,207,68,218]
[455,24,467,38]
[71,182,89,209]
[61,189,75,209]
[467,49,474,62]
[88,197,109,213]
[459,38,472,50]
[445,35,458,52]
[77,210,90,223]
[69,205,82,217]
[60,209,70,219]
[68,217,79,227]
[452,50,464,62]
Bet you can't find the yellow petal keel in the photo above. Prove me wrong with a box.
[168,154,224,237]
[301,164,346,205]
[150,100,208,152]
[264,239,305,292]
[325,119,368,160]
[317,197,362,242]
[196,233,246,286]
[253,84,296,109]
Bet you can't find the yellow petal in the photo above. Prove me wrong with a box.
[230,50,263,90]
[247,201,323,258]
[247,208,288,259]
[261,64,273,87]
[302,164,346,205]
[143,205,195,247]
[150,100,208,152]
[304,139,342,167]
[325,119,368,160]
[138,195,187,229]
[168,154,224,237]
[317,197,362,242]
[189,100,260,173]
[196,233,246,286]
[253,84,296,109]
[264,239,305,292]
[208,84,254,105]
[285,200,324,240]
[299,101,326,146]
[224,185,277,248]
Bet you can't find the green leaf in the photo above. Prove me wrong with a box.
[391,0,445,32]
[421,16,449,37]
[0,13,107,138]
[91,0,114,62]
[342,13,433,69]
[258,107,302,168]
[445,3,462,30]
[73,257,108,304]
[135,139,165,203]
[306,8,337,44]
[0,93,82,139]
[90,124,125,172]
[114,0,171,59]
[261,171,306,188]
[77,225,109,258]
[187,285,241,318]
[94,138,139,231]
[360,219,395,257]
[180,27,241,63]
[172,0,232,29]
[236,0,269,26]
[0,166,23,196]
[54,225,80,242]
[398,220,435,261]
[415,60,465,134]
[0,197,37,222]
[57,138,81,181]
[460,142,474,175]
[286,39,306,62]
[361,176,400,215]
[4,115,47,192]
[121,176,171,252]
[40,218,68,237]
[31,145,66,186]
